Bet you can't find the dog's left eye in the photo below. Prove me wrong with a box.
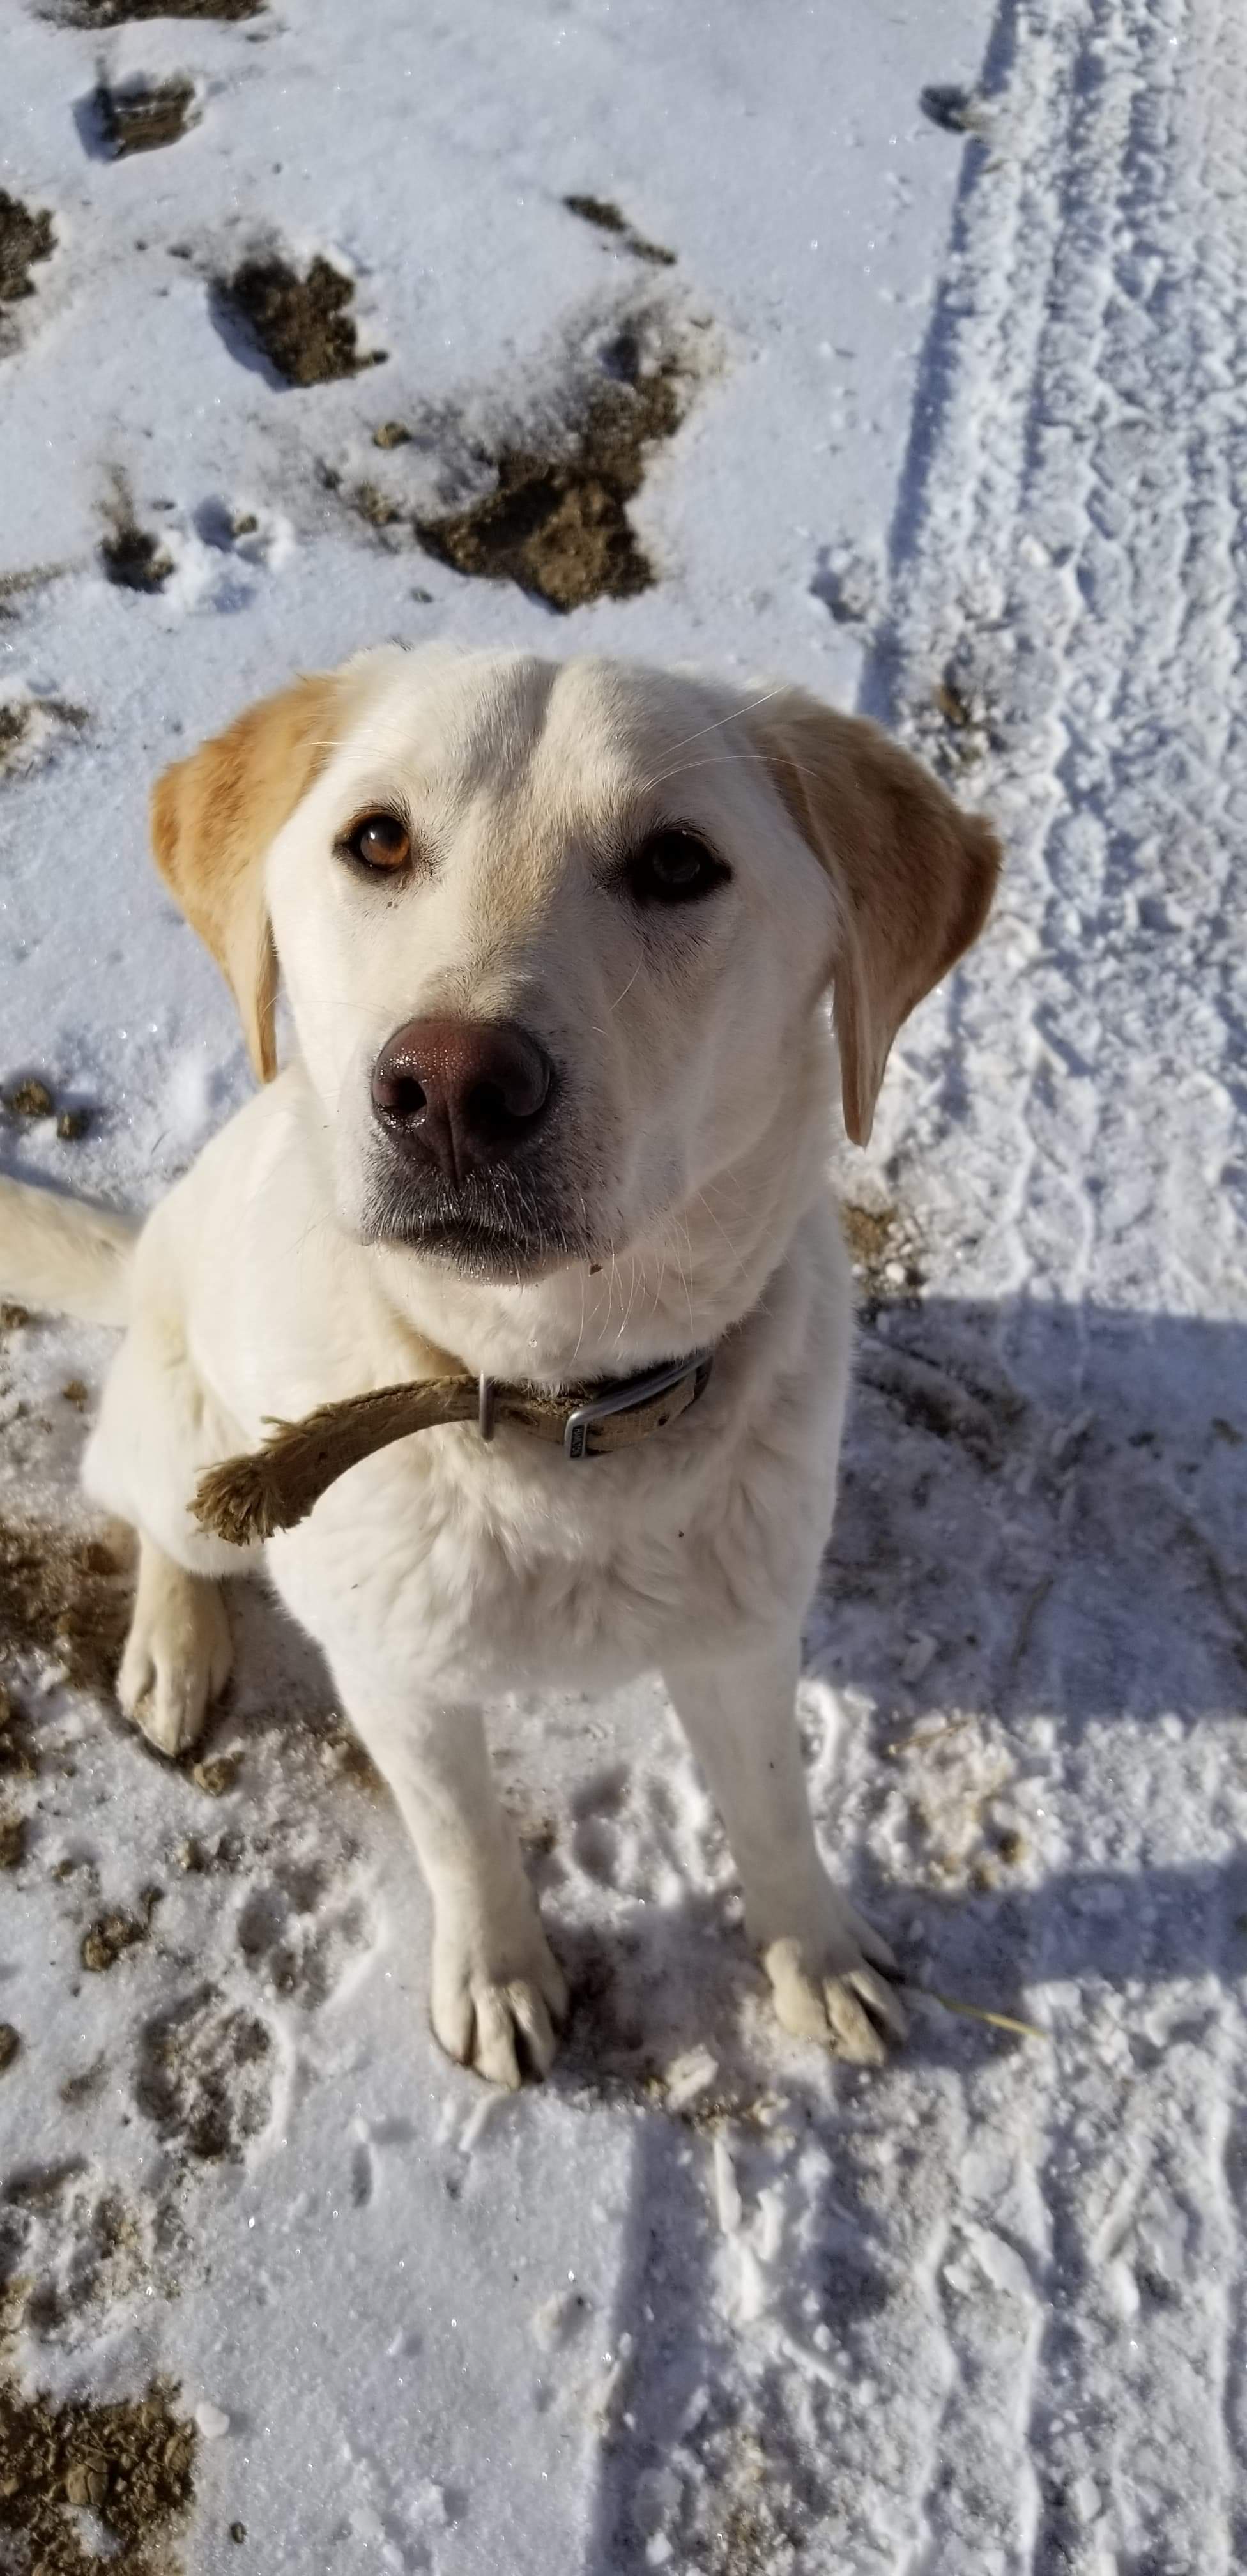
[339,812,411,873]
[625,829,730,906]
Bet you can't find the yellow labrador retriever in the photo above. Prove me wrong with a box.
[0,648,998,2085]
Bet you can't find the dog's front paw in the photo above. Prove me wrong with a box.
[118,1566,233,1758]
[760,1889,906,2067]
[431,1903,569,2090]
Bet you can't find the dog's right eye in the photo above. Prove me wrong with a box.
[339,811,411,873]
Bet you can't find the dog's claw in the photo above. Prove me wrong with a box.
[761,1899,907,2064]
[431,1912,568,2088]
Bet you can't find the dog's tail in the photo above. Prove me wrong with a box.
[0,1176,137,1328]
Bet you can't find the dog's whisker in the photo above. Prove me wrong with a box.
[608,958,643,1015]
[639,680,790,776]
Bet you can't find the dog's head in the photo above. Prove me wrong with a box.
[151,647,998,1287]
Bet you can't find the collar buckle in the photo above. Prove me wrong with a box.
[562,1350,714,1461]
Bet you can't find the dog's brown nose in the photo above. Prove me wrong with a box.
[371,1017,553,1182]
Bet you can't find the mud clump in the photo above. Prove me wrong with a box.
[5,1075,54,1117]
[94,75,197,157]
[135,1989,272,2161]
[919,82,988,135]
[190,1751,240,1798]
[1,1068,91,1119]
[417,351,686,611]
[0,193,54,316]
[0,2025,18,2073]
[81,1893,160,1973]
[99,469,172,593]
[0,1514,129,1696]
[314,1713,383,1796]
[100,521,172,594]
[0,2372,196,2575]
[352,479,403,529]
[0,1815,26,1869]
[221,254,383,387]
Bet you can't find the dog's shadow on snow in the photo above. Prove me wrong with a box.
[578,1284,1247,2570]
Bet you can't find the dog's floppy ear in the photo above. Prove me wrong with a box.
[150,672,344,1082]
[749,689,1001,1145]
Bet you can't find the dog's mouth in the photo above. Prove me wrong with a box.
[358,1158,595,1282]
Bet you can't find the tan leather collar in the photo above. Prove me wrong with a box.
[193,1351,714,1547]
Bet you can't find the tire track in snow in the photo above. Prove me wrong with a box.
[892,2209,956,2576]
[848,0,1247,2567]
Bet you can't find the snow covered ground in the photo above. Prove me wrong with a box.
[3,0,1246,2568]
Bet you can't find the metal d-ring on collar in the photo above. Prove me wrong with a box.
[475,1348,714,1462]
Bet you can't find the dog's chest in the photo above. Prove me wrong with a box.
[266,1393,830,1701]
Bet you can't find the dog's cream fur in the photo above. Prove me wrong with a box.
[0,648,998,2086]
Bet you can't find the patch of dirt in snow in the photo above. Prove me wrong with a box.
[81,1891,162,1974]
[0,694,88,779]
[839,1196,926,1314]
[1,2169,178,2353]
[99,471,174,594]
[0,2368,196,2575]
[92,75,198,158]
[1,1078,92,1138]
[0,193,55,348]
[0,562,69,618]
[54,0,258,20]
[3,1077,54,1119]
[908,631,1007,782]
[676,2427,817,2574]
[563,193,677,268]
[218,253,385,387]
[0,1512,130,1697]
[0,1685,38,1785]
[415,323,698,610]
[919,81,991,137]
[134,1987,275,2163]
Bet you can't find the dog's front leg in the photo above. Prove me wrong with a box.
[335,1679,567,2089]
[663,1638,906,2064]
[118,1533,233,1758]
